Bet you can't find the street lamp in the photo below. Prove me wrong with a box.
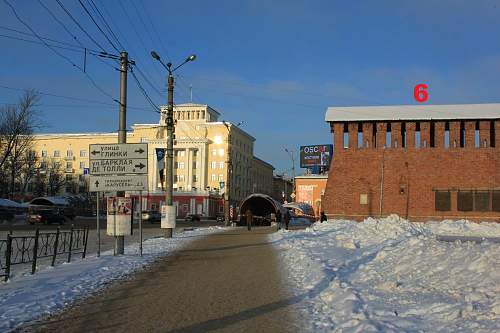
[151,50,196,237]
[284,148,296,201]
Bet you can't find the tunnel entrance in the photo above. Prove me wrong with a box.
[238,194,282,226]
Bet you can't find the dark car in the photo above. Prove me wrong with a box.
[185,214,201,222]
[141,210,161,223]
[0,207,15,223]
[27,209,66,225]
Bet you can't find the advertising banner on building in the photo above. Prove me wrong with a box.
[107,197,132,236]
[299,144,333,168]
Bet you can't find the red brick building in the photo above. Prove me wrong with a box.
[323,104,500,222]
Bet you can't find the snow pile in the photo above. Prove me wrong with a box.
[271,216,500,332]
[427,219,500,238]
[0,227,225,333]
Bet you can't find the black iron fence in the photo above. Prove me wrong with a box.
[0,227,89,281]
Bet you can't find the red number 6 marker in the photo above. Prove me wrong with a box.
[414,84,428,102]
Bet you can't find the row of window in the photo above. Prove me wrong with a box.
[211,161,225,169]
[174,162,199,169]
[40,161,87,170]
[174,175,198,183]
[435,190,500,212]
[175,150,198,157]
[342,121,497,149]
[40,149,88,158]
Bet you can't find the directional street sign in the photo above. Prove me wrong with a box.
[89,175,148,192]
[90,158,148,175]
[89,143,147,161]
[89,143,149,192]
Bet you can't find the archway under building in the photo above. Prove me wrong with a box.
[237,194,283,226]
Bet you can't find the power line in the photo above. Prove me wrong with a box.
[87,0,124,51]
[0,33,83,53]
[0,84,153,111]
[129,66,161,113]
[137,1,171,62]
[77,0,120,53]
[54,0,106,52]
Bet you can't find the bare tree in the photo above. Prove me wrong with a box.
[46,159,66,196]
[0,90,40,198]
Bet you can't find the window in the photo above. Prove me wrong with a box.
[65,174,73,181]
[491,120,496,148]
[401,122,406,148]
[457,191,473,211]
[67,150,73,157]
[474,191,490,211]
[80,162,85,169]
[178,175,185,182]
[54,150,60,157]
[415,122,421,148]
[372,123,377,148]
[211,161,217,169]
[41,150,47,157]
[66,162,72,169]
[40,162,47,170]
[218,174,224,181]
[343,123,349,148]
[357,132,363,149]
[444,122,450,148]
[212,149,217,156]
[174,162,178,169]
[211,174,217,181]
[80,150,87,157]
[460,121,465,148]
[218,149,225,157]
[430,122,435,147]
[475,122,480,148]
[177,150,185,157]
[219,162,224,169]
[193,150,198,157]
[193,175,198,182]
[435,191,451,211]
[193,162,198,169]
[385,123,391,148]
[178,162,185,169]
[174,175,178,182]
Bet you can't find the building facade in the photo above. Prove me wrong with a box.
[323,104,500,222]
[29,103,274,217]
[272,175,293,203]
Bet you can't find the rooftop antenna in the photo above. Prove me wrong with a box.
[190,84,193,102]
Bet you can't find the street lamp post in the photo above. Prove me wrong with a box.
[284,148,296,201]
[151,51,196,237]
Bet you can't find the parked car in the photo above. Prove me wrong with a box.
[142,210,161,223]
[0,207,15,223]
[27,209,66,225]
[185,214,201,222]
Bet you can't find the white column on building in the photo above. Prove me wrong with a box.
[187,148,193,191]
[199,144,207,191]
[203,197,209,215]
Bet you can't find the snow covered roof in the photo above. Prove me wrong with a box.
[30,197,70,206]
[283,202,315,215]
[325,103,500,122]
[0,198,23,208]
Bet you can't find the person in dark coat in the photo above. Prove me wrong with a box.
[283,209,291,230]
[245,209,253,231]
[275,209,282,230]
[320,211,327,223]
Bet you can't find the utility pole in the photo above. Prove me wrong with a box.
[115,51,128,255]
[285,148,296,200]
[164,68,174,238]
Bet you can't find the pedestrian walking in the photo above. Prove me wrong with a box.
[275,209,282,231]
[320,211,327,223]
[284,209,291,230]
[246,209,253,231]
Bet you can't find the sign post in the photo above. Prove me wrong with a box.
[89,143,148,256]
[96,192,100,257]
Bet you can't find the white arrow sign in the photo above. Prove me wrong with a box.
[89,175,148,192]
[90,158,148,175]
[89,143,148,160]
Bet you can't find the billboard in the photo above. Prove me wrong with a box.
[300,144,333,168]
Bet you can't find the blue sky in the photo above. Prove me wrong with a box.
[1,0,500,173]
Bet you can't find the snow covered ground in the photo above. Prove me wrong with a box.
[0,227,225,333]
[271,215,500,332]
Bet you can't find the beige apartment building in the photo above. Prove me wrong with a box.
[30,103,274,217]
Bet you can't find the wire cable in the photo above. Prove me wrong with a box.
[87,0,124,51]
[77,0,119,53]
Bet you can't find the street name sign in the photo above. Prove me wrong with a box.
[89,143,149,192]
[89,175,148,192]
[89,143,147,160]
[90,158,147,175]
